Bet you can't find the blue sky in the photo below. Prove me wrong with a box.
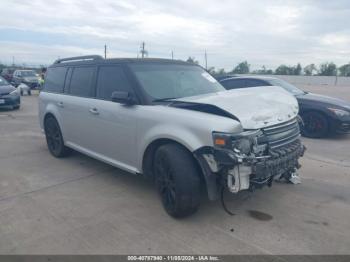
[0,0,349,70]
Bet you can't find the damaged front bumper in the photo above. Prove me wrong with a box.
[194,119,306,200]
[224,139,305,193]
[195,139,305,200]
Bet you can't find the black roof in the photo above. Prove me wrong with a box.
[51,55,192,68]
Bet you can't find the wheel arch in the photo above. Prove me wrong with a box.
[43,111,66,141]
[299,109,331,137]
[142,138,205,183]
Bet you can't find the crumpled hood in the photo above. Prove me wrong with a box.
[178,86,299,129]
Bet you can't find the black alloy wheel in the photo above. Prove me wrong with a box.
[44,116,70,157]
[154,144,200,218]
[301,111,329,138]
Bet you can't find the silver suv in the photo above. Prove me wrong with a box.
[39,55,305,218]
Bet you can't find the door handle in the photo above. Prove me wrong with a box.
[89,108,99,115]
[57,101,64,108]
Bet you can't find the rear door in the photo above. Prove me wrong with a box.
[62,66,97,151]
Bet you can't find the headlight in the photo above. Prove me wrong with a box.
[328,108,350,117]
[10,90,18,96]
[213,130,260,155]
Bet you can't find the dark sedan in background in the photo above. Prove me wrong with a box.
[220,76,350,138]
[1,68,15,82]
[0,76,20,110]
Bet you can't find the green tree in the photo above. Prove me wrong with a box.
[294,63,302,75]
[319,62,337,76]
[207,66,216,75]
[303,64,317,75]
[232,61,250,74]
[252,65,273,75]
[338,63,350,76]
[186,56,198,64]
[275,65,294,75]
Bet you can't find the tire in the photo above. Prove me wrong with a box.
[44,116,70,157]
[20,90,23,96]
[300,111,329,138]
[154,143,201,218]
[13,105,20,110]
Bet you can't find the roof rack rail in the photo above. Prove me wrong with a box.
[54,55,103,64]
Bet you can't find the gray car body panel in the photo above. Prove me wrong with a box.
[39,84,298,175]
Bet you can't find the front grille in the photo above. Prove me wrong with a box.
[258,118,300,149]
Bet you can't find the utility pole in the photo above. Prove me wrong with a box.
[104,44,107,59]
[12,56,15,67]
[204,50,208,70]
[140,42,146,58]
[171,50,174,60]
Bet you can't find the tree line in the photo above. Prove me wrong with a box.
[186,57,350,78]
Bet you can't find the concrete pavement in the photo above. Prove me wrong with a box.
[0,93,349,254]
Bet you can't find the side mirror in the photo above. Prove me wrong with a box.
[111,91,136,105]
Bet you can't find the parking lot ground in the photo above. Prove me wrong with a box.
[0,92,350,254]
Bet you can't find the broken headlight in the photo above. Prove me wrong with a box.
[213,130,261,155]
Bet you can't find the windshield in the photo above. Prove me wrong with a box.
[268,79,305,95]
[0,76,9,86]
[130,64,225,100]
[20,71,36,77]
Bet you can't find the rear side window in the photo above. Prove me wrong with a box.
[44,67,67,93]
[96,66,133,100]
[221,79,246,89]
[245,79,267,87]
[68,67,95,97]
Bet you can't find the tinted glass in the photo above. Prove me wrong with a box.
[96,66,133,100]
[0,76,9,86]
[44,67,67,93]
[130,64,224,100]
[267,79,305,95]
[20,71,36,77]
[245,79,266,87]
[69,67,95,97]
[221,79,246,89]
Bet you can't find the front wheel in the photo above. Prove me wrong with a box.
[154,144,201,218]
[44,116,70,157]
[300,111,329,138]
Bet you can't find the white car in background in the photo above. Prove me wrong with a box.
[17,83,31,96]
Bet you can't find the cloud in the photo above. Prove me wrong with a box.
[0,0,349,69]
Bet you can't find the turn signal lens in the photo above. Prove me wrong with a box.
[214,138,226,146]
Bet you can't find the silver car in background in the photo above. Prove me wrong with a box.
[39,55,305,218]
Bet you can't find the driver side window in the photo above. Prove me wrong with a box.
[96,66,134,101]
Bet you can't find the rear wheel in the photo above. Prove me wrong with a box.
[300,111,329,138]
[154,143,201,218]
[44,116,70,157]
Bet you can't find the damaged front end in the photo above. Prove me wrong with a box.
[195,118,306,200]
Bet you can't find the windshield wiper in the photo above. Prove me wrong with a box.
[152,97,178,102]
